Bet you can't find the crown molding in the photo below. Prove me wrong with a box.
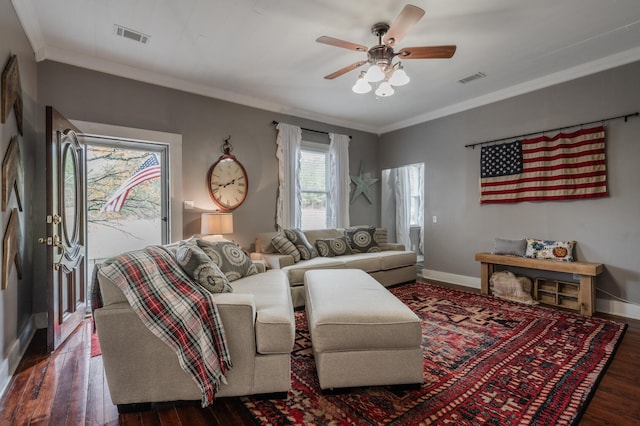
[378,46,640,135]
[11,0,44,54]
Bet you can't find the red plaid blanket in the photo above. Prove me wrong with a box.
[92,245,232,407]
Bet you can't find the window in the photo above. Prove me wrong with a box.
[299,142,330,229]
[408,164,423,226]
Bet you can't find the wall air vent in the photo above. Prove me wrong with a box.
[458,72,486,84]
[114,25,150,44]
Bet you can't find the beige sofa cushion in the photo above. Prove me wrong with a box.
[229,270,295,354]
[303,228,344,245]
[282,257,345,285]
[305,269,421,353]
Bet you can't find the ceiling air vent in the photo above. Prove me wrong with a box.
[458,72,486,84]
[114,25,150,44]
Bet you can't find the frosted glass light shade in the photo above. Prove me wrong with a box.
[364,64,385,83]
[201,212,234,235]
[389,68,410,86]
[375,81,395,97]
[352,74,372,94]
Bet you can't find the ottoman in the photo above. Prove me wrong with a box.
[304,269,423,390]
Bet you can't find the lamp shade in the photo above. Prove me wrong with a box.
[364,64,385,83]
[201,212,234,235]
[352,72,372,94]
[375,81,395,97]
[389,67,409,86]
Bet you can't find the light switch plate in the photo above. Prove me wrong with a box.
[184,200,195,210]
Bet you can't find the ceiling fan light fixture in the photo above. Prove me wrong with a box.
[364,64,385,83]
[389,63,410,86]
[375,81,395,97]
[352,72,372,94]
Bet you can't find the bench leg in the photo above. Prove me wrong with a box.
[480,262,494,295]
[579,275,595,316]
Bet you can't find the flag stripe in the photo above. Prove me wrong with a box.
[101,154,161,213]
[479,126,606,204]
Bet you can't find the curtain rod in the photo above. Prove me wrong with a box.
[464,112,639,149]
[272,120,352,139]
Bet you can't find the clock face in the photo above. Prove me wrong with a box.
[207,155,248,210]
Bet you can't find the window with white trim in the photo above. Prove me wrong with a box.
[299,141,330,229]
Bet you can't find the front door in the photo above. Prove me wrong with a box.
[45,106,87,352]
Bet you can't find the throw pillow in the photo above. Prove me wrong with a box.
[175,242,233,293]
[283,228,318,260]
[493,238,527,257]
[196,239,259,281]
[524,238,575,262]
[315,236,353,257]
[344,226,381,253]
[271,232,301,263]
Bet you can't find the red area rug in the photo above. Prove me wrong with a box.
[241,282,626,425]
[91,325,102,357]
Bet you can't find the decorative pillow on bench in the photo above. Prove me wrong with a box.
[315,236,353,257]
[493,238,527,257]
[344,226,381,253]
[525,238,575,262]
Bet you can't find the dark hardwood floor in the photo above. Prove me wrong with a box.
[1,288,639,425]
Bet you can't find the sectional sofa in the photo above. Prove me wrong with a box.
[93,227,417,409]
[252,227,418,307]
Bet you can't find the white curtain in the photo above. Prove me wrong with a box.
[329,133,350,228]
[394,167,412,251]
[275,123,302,230]
[416,163,425,255]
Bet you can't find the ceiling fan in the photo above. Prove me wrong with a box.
[316,4,456,96]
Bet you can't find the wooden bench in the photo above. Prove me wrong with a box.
[475,252,603,316]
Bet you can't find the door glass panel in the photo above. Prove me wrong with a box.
[62,144,78,245]
[86,144,166,268]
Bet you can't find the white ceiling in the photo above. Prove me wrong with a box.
[12,0,640,134]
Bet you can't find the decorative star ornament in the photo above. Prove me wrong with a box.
[350,161,378,204]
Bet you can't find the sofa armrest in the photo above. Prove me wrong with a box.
[259,253,295,269]
[252,260,266,273]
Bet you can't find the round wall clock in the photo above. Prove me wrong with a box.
[207,138,248,211]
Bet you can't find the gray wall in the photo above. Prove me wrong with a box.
[0,0,37,383]
[380,60,640,304]
[34,60,379,313]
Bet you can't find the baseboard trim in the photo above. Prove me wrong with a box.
[34,312,48,329]
[596,297,640,321]
[0,314,38,400]
[422,269,639,320]
[422,269,481,289]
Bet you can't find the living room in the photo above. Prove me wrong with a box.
[2,0,640,424]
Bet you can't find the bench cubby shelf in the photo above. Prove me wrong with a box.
[475,253,603,316]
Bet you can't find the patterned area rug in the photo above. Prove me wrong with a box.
[241,282,626,425]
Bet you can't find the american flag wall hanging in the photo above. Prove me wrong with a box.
[479,126,607,204]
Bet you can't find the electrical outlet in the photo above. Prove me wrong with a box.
[184,200,195,210]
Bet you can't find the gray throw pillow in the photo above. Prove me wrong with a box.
[284,228,318,260]
[196,239,258,282]
[344,226,381,253]
[271,232,301,263]
[175,242,232,293]
[493,238,527,257]
[315,236,353,257]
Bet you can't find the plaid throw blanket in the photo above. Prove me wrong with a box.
[91,245,232,407]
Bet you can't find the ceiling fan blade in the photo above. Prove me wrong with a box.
[397,45,457,59]
[316,36,368,52]
[383,4,425,46]
[323,61,367,79]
